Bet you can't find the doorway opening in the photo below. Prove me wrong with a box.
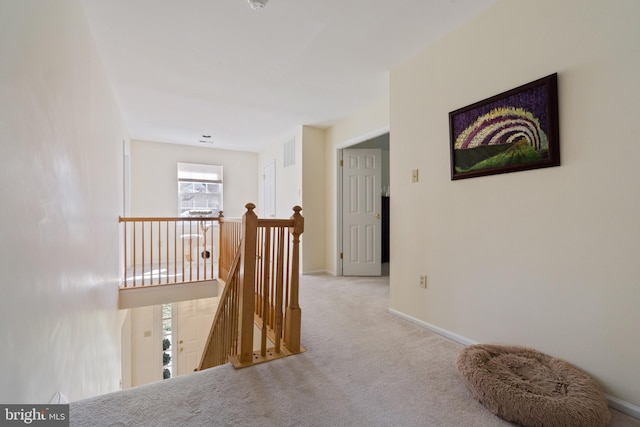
[338,132,390,277]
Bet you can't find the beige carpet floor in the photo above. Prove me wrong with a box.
[70,273,640,426]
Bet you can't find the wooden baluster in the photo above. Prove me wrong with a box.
[232,273,239,357]
[209,218,220,280]
[285,206,303,352]
[122,218,128,288]
[255,228,263,318]
[220,220,223,278]
[156,221,159,284]
[218,211,223,279]
[141,222,146,286]
[181,220,185,283]
[285,227,290,317]
[150,221,154,285]
[173,221,177,284]
[274,227,285,353]
[156,221,160,284]
[238,203,257,364]
[196,221,200,282]
[270,228,276,329]
[261,226,271,357]
[132,222,137,287]
[189,220,193,282]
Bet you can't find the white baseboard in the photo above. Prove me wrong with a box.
[387,308,640,420]
[606,394,640,419]
[302,270,331,276]
[388,308,477,346]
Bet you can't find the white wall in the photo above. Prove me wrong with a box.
[390,0,640,407]
[301,126,327,273]
[131,140,258,218]
[130,306,162,386]
[257,129,303,219]
[258,126,327,273]
[324,99,390,275]
[0,0,125,402]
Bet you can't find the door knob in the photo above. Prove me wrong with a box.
[375,214,381,219]
[179,347,184,352]
[179,340,184,344]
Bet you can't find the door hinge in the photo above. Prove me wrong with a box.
[340,160,343,167]
[340,252,343,259]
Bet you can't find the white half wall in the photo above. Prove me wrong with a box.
[0,0,126,402]
[130,140,258,218]
[390,0,640,407]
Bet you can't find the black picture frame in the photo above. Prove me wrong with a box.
[449,73,560,180]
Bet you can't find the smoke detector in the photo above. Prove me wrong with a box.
[248,0,269,11]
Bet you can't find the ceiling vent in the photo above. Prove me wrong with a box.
[199,135,214,144]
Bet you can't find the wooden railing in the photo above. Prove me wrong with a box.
[118,214,233,288]
[218,213,242,282]
[199,203,304,370]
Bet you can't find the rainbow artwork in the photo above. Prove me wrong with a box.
[449,74,559,180]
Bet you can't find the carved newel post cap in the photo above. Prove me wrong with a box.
[245,203,256,211]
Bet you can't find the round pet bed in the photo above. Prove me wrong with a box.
[457,344,610,427]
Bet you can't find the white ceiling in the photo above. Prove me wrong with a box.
[82,0,497,152]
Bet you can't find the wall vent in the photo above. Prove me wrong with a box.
[283,139,295,167]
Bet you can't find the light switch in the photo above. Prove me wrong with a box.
[411,169,419,182]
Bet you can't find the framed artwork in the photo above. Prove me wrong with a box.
[449,73,560,180]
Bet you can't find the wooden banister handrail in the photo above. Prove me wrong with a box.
[119,216,221,222]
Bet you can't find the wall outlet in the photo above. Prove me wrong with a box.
[419,275,427,288]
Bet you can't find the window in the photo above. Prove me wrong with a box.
[177,163,223,216]
[162,303,173,380]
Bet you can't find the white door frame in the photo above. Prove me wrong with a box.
[336,126,389,276]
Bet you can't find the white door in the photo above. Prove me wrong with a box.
[342,149,382,276]
[175,298,217,375]
[263,160,276,218]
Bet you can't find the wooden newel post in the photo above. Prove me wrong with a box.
[238,203,257,364]
[285,205,303,352]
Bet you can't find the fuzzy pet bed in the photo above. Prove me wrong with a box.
[457,344,610,427]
